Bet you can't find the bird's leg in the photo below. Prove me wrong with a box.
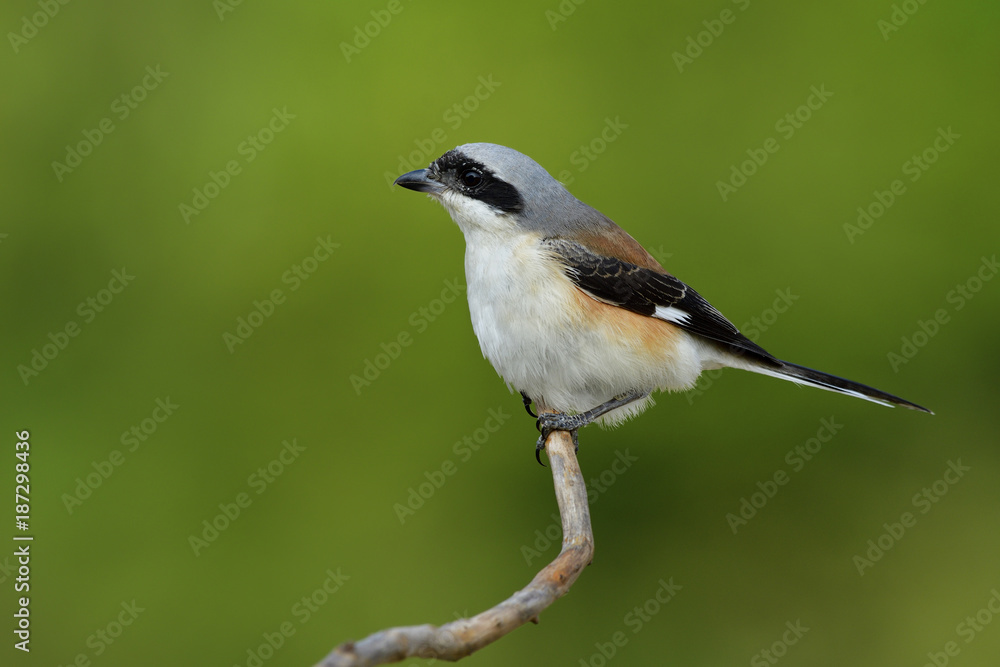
[520,391,538,418]
[538,389,648,437]
[534,389,648,464]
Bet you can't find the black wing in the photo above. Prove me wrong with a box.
[543,238,780,366]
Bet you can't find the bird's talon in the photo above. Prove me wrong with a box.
[534,438,547,467]
[520,392,538,419]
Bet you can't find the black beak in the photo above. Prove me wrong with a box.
[393,169,444,194]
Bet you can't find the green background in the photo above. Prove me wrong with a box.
[2,1,999,665]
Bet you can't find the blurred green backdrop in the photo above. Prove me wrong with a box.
[2,1,999,665]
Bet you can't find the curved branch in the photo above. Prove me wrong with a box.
[314,427,593,666]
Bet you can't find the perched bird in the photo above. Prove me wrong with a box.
[394,143,930,457]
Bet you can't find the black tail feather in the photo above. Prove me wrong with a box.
[753,360,933,414]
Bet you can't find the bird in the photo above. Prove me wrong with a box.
[393,143,931,458]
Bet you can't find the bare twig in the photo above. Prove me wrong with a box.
[314,427,593,666]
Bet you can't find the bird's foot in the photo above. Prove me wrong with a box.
[533,389,648,466]
[535,416,580,466]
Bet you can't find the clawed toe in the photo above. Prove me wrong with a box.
[520,392,537,418]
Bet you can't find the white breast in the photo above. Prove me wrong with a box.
[464,229,569,389]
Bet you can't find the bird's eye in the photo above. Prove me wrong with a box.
[460,168,484,188]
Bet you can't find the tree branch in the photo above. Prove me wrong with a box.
[314,427,593,666]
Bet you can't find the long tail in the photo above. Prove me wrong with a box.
[749,360,933,414]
